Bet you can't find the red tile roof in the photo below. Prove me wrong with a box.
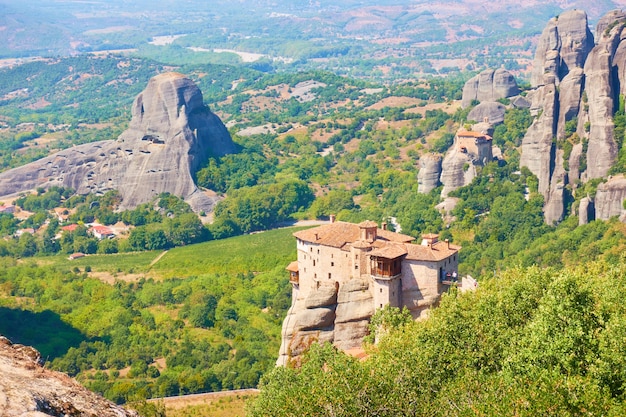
[286,261,299,272]
[293,221,414,249]
[90,225,114,235]
[293,221,460,262]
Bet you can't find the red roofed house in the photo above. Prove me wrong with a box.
[89,225,115,240]
[61,224,79,233]
[0,205,15,214]
[289,219,460,318]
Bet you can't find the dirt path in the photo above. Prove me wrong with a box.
[149,250,168,267]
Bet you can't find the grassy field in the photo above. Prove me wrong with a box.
[145,391,258,417]
[37,226,306,280]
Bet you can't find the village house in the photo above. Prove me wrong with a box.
[61,224,79,233]
[288,217,461,318]
[0,204,15,214]
[89,225,115,240]
[52,207,70,222]
[14,228,35,237]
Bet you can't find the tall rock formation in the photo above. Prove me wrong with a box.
[582,13,623,180]
[520,9,626,224]
[461,68,520,108]
[594,175,626,220]
[520,9,594,224]
[0,73,234,213]
[440,130,493,197]
[417,154,442,193]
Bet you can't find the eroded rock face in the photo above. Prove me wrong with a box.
[461,69,520,108]
[467,101,506,124]
[276,279,374,366]
[417,154,442,194]
[531,10,593,86]
[521,84,558,199]
[583,19,621,180]
[0,73,234,213]
[440,149,475,197]
[595,176,626,220]
[521,10,596,223]
[579,196,595,225]
[0,336,138,417]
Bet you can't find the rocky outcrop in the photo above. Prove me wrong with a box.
[276,279,374,366]
[579,196,595,225]
[521,10,595,223]
[461,69,520,108]
[467,102,506,124]
[594,176,626,220]
[440,148,476,197]
[531,9,593,86]
[520,9,626,224]
[0,336,138,416]
[583,17,621,180]
[556,68,585,140]
[521,48,561,199]
[417,154,442,193]
[0,73,234,213]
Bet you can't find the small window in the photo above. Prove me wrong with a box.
[314,273,317,278]
[380,304,383,308]
[328,273,332,279]
[355,265,359,270]
[331,254,334,258]
[313,260,316,266]
[379,288,382,293]
[310,247,312,252]
[331,262,334,267]
[317,249,320,254]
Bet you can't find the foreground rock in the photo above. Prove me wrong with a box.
[0,72,234,213]
[0,336,138,417]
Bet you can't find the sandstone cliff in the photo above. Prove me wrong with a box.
[461,69,520,108]
[417,153,442,194]
[440,148,476,197]
[594,175,626,220]
[520,9,608,224]
[276,280,374,366]
[0,73,234,213]
[0,336,138,417]
[519,9,626,224]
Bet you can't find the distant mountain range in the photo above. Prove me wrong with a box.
[2,1,626,79]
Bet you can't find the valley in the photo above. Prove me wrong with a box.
[2,2,626,416]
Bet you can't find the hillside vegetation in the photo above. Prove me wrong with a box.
[251,257,626,416]
[0,227,299,403]
[1,51,626,409]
